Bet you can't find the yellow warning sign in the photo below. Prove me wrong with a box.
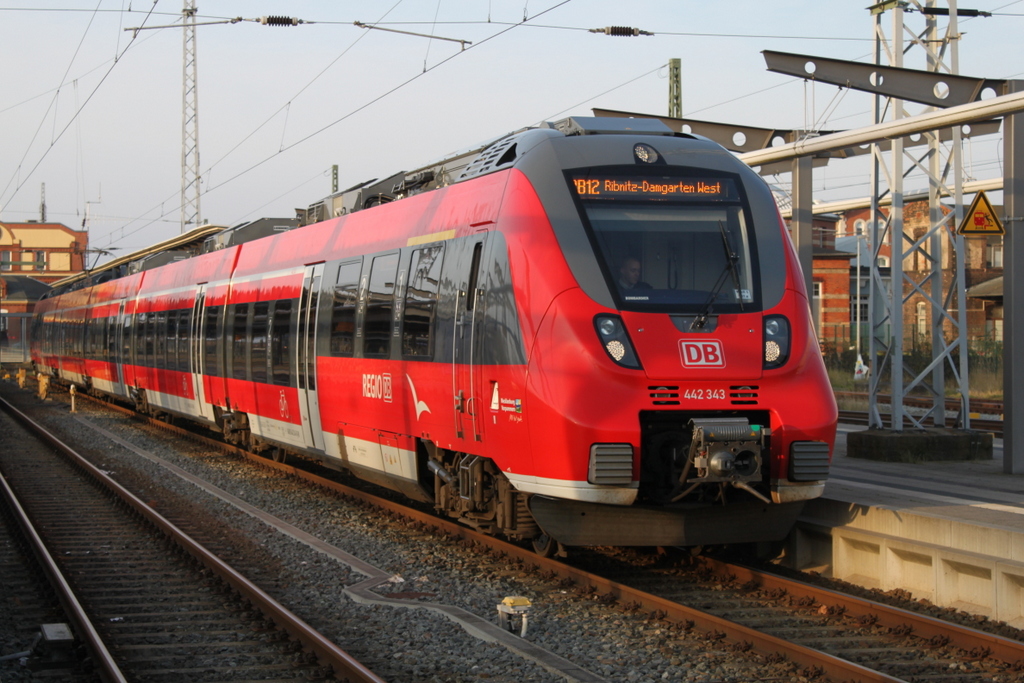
[958,191,1004,235]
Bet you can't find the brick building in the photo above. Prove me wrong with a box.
[833,200,1003,344]
[1,220,88,349]
[0,220,89,282]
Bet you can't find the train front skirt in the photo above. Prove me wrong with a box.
[528,496,806,547]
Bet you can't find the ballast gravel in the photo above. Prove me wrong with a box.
[0,381,814,683]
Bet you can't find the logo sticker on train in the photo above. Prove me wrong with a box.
[679,340,726,368]
[362,373,393,403]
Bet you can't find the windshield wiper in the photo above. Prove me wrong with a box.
[690,221,743,331]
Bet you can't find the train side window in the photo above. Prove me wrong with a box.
[101,315,111,362]
[167,312,177,369]
[177,309,190,372]
[108,313,119,362]
[402,245,444,357]
[171,310,183,372]
[144,312,156,367]
[465,242,483,312]
[155,311,168,370]
[86,315,99,361]
[364,252,399,358]
[124,313,134,366]
[251,301,270,384]
[271,299,294,386]
[203,306,220,377]
[330,261,362,357]
[232,303,249,381]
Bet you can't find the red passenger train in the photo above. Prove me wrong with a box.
[32,117,837,554]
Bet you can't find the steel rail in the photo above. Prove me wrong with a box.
[247,457,903,682]
[837,409,1004,436]
[0,394,385,683]
[89,396,901,682]
[834,391,1003,416]
[0,446,127,683]
[64,389,1020,680]
[699,556,1024,666]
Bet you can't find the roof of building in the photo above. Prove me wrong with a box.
[0,220,87,235]
[0,275,52,302]
[813,245,857,258]
[966,275,1002,299]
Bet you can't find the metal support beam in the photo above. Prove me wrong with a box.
[791,157,815,307]
[763,49,1002,108]
[1005,80,1024,472]
[740,89,1024,168]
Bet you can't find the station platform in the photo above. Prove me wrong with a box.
[789,423,1024,626]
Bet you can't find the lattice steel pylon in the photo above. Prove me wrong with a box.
[866,0,970,431]
[181,0,201,232]
[668,58,681,119]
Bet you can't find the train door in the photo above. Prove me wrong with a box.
[452,237,488,442]
[189,285,218,424]
[110,301,128,398]
[297,263,326,453]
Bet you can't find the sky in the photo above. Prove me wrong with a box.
[1,1,1021,266]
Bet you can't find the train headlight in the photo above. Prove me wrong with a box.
[763,314,790,369]
[594,314,642,369]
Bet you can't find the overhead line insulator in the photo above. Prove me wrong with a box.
[589,26,653,37]
[261,16,300,27]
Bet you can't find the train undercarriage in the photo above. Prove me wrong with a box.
[54,375,802,555]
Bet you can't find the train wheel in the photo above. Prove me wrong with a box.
[531,533,559,558]
[271,448,287,464]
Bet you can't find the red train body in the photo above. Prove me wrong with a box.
[32,117,837,552]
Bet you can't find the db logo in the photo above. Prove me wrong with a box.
[679,340,726,368]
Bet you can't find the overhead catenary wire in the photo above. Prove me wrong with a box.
[0,2,159,209]
[8,2,1014,254]
[94,0,407,252]
[95,1,573,253]
[200,2,572,199]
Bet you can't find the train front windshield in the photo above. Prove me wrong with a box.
[571,171,758,312]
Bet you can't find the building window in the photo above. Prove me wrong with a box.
[35,250,46,271]
[812,281,822,337]
[850,301,868,325]
[916,301,928,340]
[0,250,10,272]
[987,243,1003,268]
[854,219,866,236]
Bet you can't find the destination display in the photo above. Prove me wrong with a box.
[572,175,737,200]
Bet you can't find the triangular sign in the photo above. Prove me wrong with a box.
[957,191,1004,235]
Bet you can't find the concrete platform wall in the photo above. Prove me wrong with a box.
[789,498,1024,627]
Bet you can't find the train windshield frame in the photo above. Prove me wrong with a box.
[568,167,761,313]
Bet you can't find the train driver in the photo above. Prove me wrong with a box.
[617,256,652,290]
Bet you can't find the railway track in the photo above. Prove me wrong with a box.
[10,377,1024,681]
[837,408,1004,437]
[0,395,382,683]
[0,466,104,682]
[570,547,1024,682]
[835,391,1004,417]
[187,420,1024,681]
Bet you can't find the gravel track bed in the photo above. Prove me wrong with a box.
[567,547,1024,682]
[0,379,822,683]
[0,439,99,682]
